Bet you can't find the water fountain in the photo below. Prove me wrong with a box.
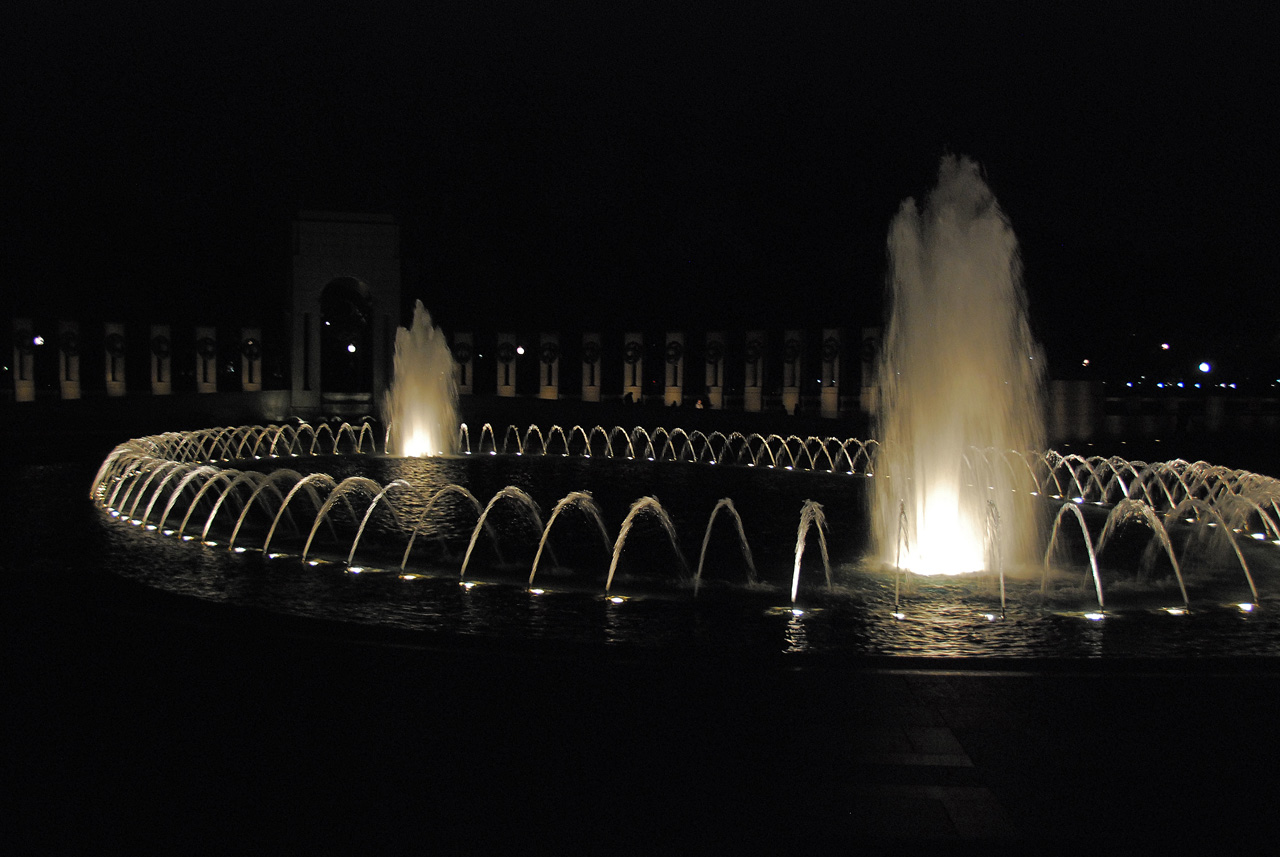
[874,155,1044,577]
[383,300,458,457]
[79,160,1280,657]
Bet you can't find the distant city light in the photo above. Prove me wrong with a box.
[347,344,356,353]
[1161,343,1170,350]
[1198,362,1211,373]
[1081,358,1090,367]
[516,346,525,355]
[33,335,45,346]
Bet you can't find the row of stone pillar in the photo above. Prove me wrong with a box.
[9,318,262,401]
[452,328,875,417]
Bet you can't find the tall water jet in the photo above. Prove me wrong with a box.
[874,157,1045,575]
[383,300,459,456]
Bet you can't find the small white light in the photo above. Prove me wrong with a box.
[307,560,320,567]
[1251,533,1267,541]
[350,566,365,574]
[1239,603,1255,613]
[461,581,477,590]
[891,611,906,620]
[791,608,804,617]
[1164,607,1187,616]
[608,595,625,604]
[33,335,45,346]
[1084,612,1105,621]
[516,346,525,355]
[232,546,246,553]
[985,613,997,621]
[1199,362,1211,373]
[530,588,545,595]
[1161,343,1170,350]
[347,344,356,353]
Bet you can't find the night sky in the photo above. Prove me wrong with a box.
[5,3,1277,380]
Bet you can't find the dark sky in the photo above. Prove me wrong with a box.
[5,3,1277,377]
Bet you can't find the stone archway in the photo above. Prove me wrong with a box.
[320,277,374,395]
[290,212,401,418]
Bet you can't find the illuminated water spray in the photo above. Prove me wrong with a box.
[874,157,1045,575]
[383,300,459,457]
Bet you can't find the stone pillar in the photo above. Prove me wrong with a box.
[195,327,218,393]
[452,332,474,395]
[150,324,172,395]
[622,332,644,404]
[57,320,81,400]
[105,323,126,397]
[744,330,765,413]
[240,327,262,392]
[581,333,602,403]
[704,331,725,409]
[820,328,841,419]
[496,333,517,397]
[539,332,560,400]
[292,311,322,411]
[781,330,802,415]
[860,326,880,415]
[11,318,36,402]
[663,331,684,407]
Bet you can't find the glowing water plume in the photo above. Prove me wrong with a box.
[874,156,1046,575]
[384,301,458,457]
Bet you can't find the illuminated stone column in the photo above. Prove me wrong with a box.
[704,331,725,409]
[452,332,474,395]
[622,332,644,404]
[663,331,684,406]
[743,330,765,413]
[195,327,218,393]
[240,327,262,392]
[581,333,602,403]
[57,320,81,400]
[538,332,560,400]
[781,330,802,415]
[11,318,36,402]
[150,324,172,395]
[104,323,126,397]
[820,328,841,419]
[860,326,880,414]
[496,333,517,397]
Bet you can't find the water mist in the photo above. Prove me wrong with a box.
[383,300,459,457]
[874,157,1045,575]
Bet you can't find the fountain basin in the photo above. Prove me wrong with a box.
[85,421,1280,658]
